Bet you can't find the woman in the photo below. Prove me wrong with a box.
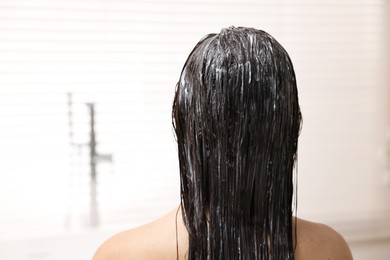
[93,27,353,260]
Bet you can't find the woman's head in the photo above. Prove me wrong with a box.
[172,26,301,259]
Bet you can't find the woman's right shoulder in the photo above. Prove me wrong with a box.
[295,218,353,260]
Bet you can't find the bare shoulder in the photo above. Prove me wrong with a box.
[92,207,188,260]
[295,218,353,260]
[92,228,137,260]
[92,211,352,260]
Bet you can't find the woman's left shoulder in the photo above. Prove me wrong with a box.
[92,207,187,260]
[92,228,137,260]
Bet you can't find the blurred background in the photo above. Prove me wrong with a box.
[0,0,389,259]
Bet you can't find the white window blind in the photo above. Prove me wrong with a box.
[0,0,389,243]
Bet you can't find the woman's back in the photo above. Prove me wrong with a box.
[94,27,353,260]
[93,207,353,260]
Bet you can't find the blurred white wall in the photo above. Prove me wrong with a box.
[0,0,389,259]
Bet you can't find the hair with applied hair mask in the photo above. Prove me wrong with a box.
[172,27,302,260]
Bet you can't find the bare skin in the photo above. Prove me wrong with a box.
[93,207,353,260]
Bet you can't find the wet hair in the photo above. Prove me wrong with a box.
[172,27,301,260]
